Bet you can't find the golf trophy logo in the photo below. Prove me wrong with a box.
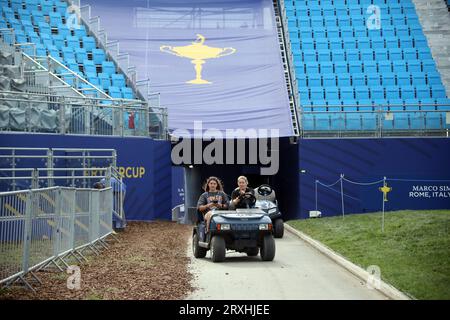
[160,34,236,84]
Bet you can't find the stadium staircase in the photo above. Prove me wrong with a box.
[281,0,450,137]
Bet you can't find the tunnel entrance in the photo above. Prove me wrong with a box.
[174,137,300,221]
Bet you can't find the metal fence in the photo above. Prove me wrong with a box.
[0,90,168,139]
[0,186,113,291]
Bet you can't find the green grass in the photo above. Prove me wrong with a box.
[288,210,450,300]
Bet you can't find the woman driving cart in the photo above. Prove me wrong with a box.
[230,176,255,209]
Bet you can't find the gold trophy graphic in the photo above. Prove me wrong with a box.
[160,34,236,84]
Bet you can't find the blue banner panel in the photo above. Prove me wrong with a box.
[299,139,450,219]
[81,0,294,137]
[0,134,172,221]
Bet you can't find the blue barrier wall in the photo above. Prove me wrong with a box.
[0,133,173,221]
[299,138,450,219]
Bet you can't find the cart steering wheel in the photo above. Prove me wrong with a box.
[257,184,273,197]
[239,192,256,208]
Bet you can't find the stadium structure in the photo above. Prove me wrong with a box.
[0,0,450,229]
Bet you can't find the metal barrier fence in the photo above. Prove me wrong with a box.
[0,186,113,291]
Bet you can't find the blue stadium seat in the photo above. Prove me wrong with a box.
[364,61,377,74]
[349,61,363,73]
[120,87,134,99]
[362,113,377,130]
[352,73,365,86]
[397,72,411,86]
[403,48,417,60]
[327,99,342,112]
[297,74,307,87]
[305,62,320,74]
[389,48,403,61]
[310,87,324,101]
[346,49,359,62]
[404,99,420,111]
[389,99,404,112]
[371,87,385,101]
[329,113,345,130]
[425,112,442,129]
[320,62,333,74]
[378,61,392,73]
[416,86,431,99]
[57,23,71,38]
[75,48,88,64]
[360,49,374,61]
[412,73,427,86]
[112,74,126,88]
[49,12,62,27]
[431,85,447,99]
[102,61,116,75]
[325,87,339,100]
[318,49,331,62]
[332,50,345,62]
[427,72,442,86]
[98,73,111,90]
[83,60,96,74]
[367,74,381,86]
[355,86,370,100]
[62,47,75,60]
[82,36,96,51]
[40,0,54,15]
[92,48,106,65]
[407,60,421,73]
[340,87,354,101]
[354,26,367,37]
[335,61,348,74]
[436,98,450,111]
[327,26,339,39]
[308,74,321,87]
[337,73,351,86]
[394,113,410,130]
[303,50,316,62]
[74,25,88,39]
[375,48,388,61]
[422,60,437,73]
[108,86,122,98]
[315,114,330,130]
[386,86,401,100]
[346,113,362,130]
[302,114,315,130]
[401,86,415,100]
[66,35,81,49]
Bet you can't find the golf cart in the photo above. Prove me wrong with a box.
[192,192,276,262]
[254,184,284,238]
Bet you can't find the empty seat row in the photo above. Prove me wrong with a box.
[297,72,442,87]
[2,0,69,15]
[287,13,419,27]
[299,85,447,101]
[292,36,428,50]
[301,112,449,131]
[295,60,437,74]
[293,48,432,62]
[289,25,424,39]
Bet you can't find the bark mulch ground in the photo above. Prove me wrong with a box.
[0,221,194,300]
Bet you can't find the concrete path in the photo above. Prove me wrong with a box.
[186,231,388,300]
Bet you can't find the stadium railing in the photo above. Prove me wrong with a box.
[0,185,113,291]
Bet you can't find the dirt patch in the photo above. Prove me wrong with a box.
[0,221,194,300]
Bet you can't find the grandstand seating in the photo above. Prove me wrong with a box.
[284,0,450,131]
[0,0,134,99]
